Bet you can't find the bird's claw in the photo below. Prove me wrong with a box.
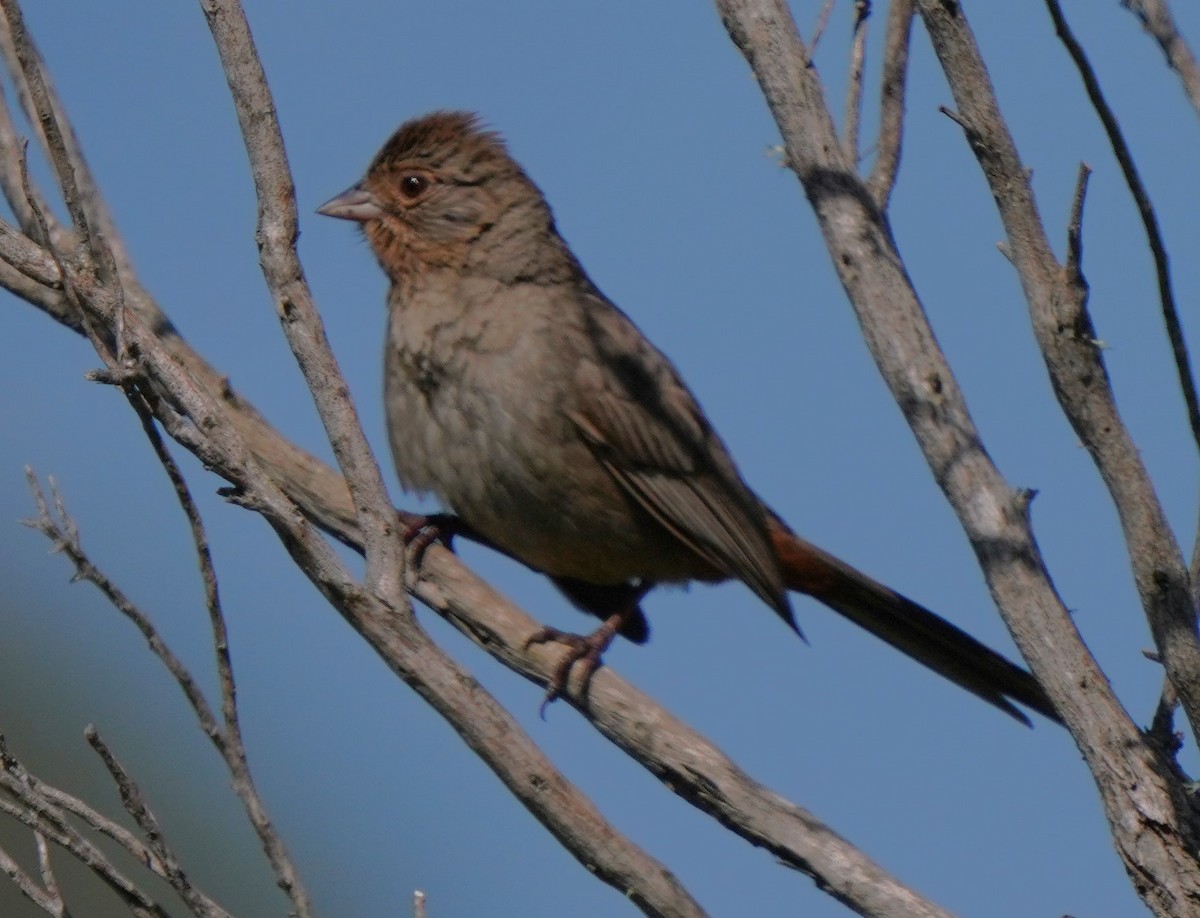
[524,626,607,718]
[400,512,460,565]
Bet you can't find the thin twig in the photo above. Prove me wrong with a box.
[14,143,104,353]
[24,471,227,749]
[810,0,836,52]
[0,85,57,246]
[867,0,914,208]
[0,806,165,918]
[3,731,238,915]
[24,466,311,914]
[0,1,89,256]
[843,0,870,162]
[0,840,64,916]
[0,734,71,918]
[0,0,137,364]
[0,3,141,292]
[86,727,232,918]
[129,405,239,738]
[1121,0,1200,120]
[132,397,310,914]
[1064,162,1092,286]
[21,776,169,878]
[32,830,64,917]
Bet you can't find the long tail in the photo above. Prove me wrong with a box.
[767,520,1061,727]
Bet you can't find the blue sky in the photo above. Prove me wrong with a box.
[1,2,1198,915]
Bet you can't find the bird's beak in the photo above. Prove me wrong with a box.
[317,183,385,222]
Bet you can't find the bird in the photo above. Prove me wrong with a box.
[318,110,1060,726]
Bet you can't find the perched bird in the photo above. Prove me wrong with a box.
[319,111,1059,726]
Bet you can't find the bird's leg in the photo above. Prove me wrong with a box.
[525,609,634,716]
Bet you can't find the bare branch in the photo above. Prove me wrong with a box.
[0,840,67,916]
[3,730,236,917]
[0,0,95,265]
[0,86,60,247]
[25,454,310,914]
[24,471,227,749]
[14,142,124,378]
[810,0,836,52]
[0,4,144,294]
[0,737,172,918]
[1122,0,1200,119]
[125,391,314,913]
[1,11,315,906]
[1046,0,1200,460]
[0,734,72,918]
[1064,162,1092,285]
[85,728,232,918]
[843,0,870,162]
[31,829,63,918]
[867,0,914,207]
[19,774,169,879]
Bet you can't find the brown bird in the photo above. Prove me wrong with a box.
[319,111,1059,726]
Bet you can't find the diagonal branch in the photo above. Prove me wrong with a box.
[1121,0,1200,120]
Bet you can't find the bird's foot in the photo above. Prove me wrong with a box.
[524,614,624,717]
[400,512,461,565]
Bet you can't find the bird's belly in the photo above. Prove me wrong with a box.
[385,363,702,585]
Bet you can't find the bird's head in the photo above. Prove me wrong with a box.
[319,111,556,283]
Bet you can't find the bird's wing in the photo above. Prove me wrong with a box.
[569,297,794,629]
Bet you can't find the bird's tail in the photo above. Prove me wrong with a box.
[767,520,1061,727]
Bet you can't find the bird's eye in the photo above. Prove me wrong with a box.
[399,172,430,200]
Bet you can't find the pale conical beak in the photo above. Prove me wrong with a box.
[317,183,385,222]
